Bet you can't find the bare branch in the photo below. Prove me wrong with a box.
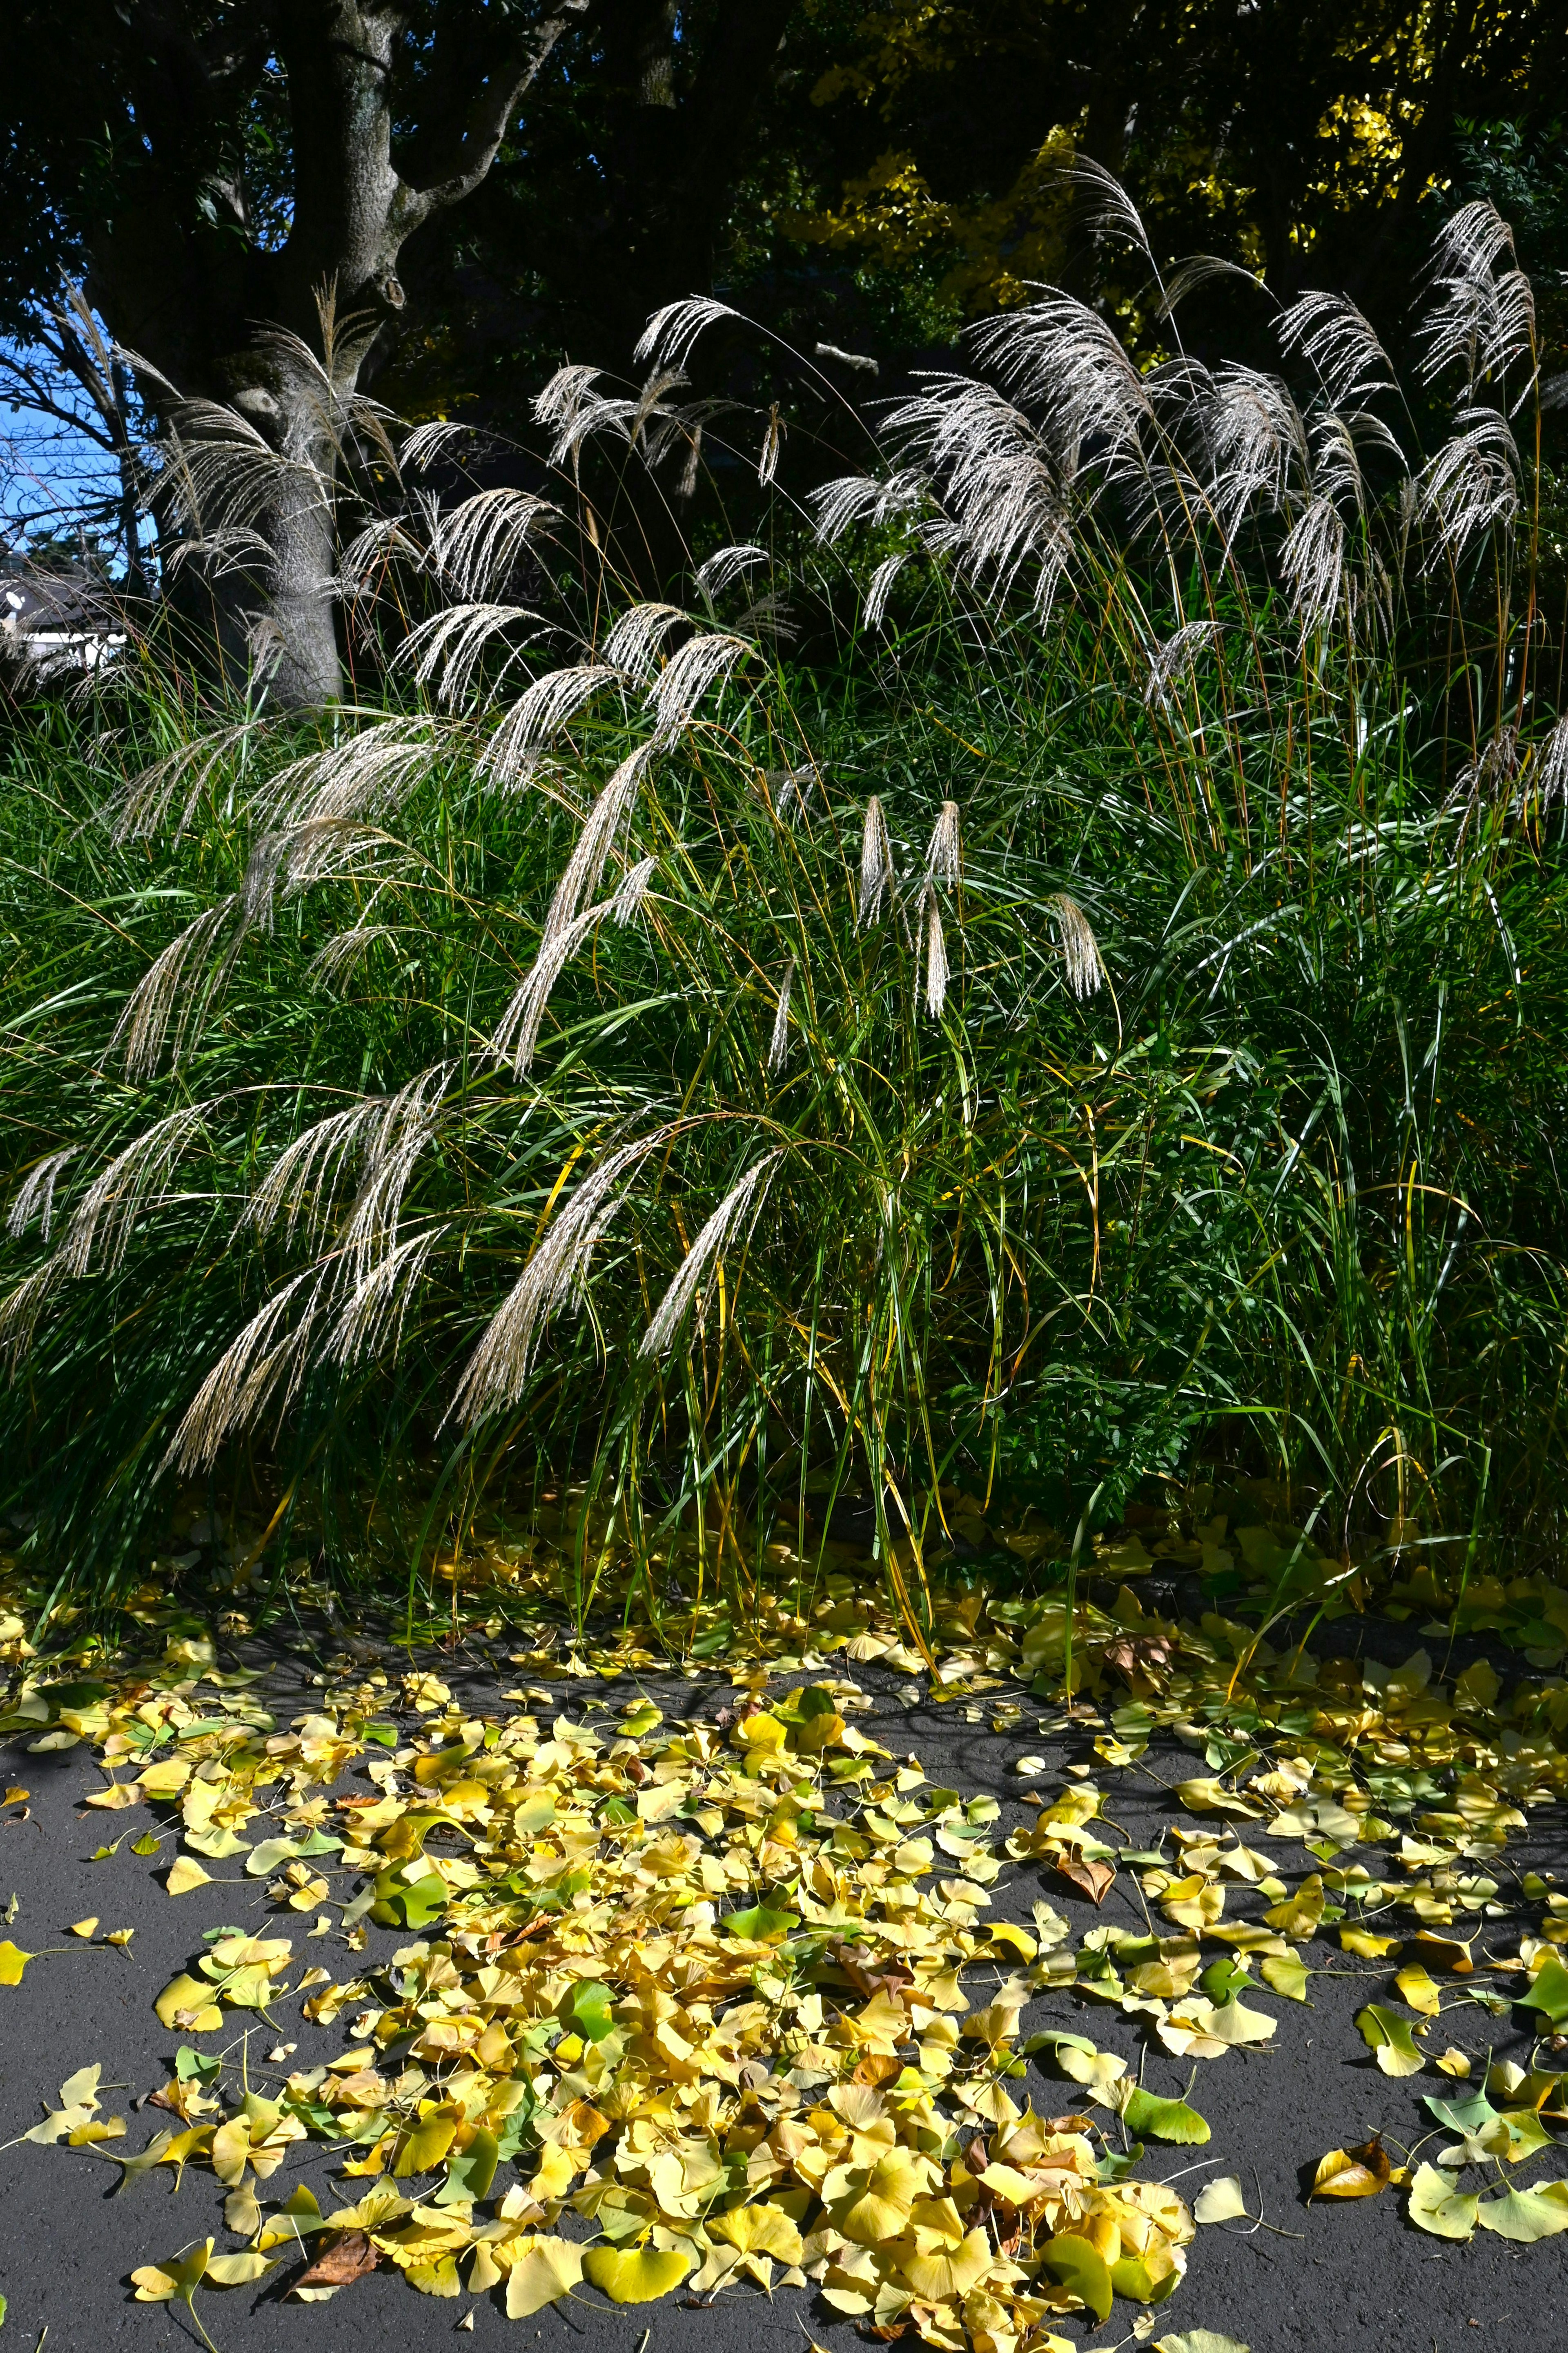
[396,2,599,233]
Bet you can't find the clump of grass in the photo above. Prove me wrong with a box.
[1,184,1565,1645]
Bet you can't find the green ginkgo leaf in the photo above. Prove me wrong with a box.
[1120,2088,1211,2145]
[1517,1960,1568,2030]
[1474,2185,1568,2242]
[567,1980,616,2041]
[1408,2163,1479,2241]
[1041,2236,1113,2322]
[1356,2003,1425,2076]
[581,2245,692,2304]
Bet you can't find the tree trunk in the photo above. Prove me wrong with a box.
[261,407,344,709]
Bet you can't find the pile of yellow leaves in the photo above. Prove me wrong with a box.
[10,1516,1568,2331]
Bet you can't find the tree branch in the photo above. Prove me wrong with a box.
[395,0,601,233]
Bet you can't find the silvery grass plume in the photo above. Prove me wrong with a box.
[165,1267,320,1472]
[1278,290,1396,409]
[327,1222,448,1370]
[1281,497,1349,648]
[452,1128,677,1420]
[634,296,741,373]
[5,1149,74,1245]
[1457,727,1520,807]
[766,958,795,1075]
[111,897,242,1080]
[858,796,895,926]
[544,743,656,947]
[694,544,768,600]
[971,293,1156,489]
[337,1063,455,1287]
[878,379,1074,614]
[923,891,950,1017]
[758,403,784,486]
[639,1149,784,1360]
[427,488,558,601]
[1533,718,1568,805]
[647,631,752,743]
[603,602,686,679]
[480,664,623,791]
[56,1103,213,1280]
[250,719,445,829]
[1418,406,1520,564]
[924,801,961,891]
[810,467,925,547]
[1420,200,1536,394]
[1050,894,1106,999]
[109,723,262,841]
[396,600,548,707]
[247,1095,403,1250]
[308,923,399,984]
[1205,365,1310,547]
[1144,619,1222,713]
[494,858,655,1075]
[864,553,909,630]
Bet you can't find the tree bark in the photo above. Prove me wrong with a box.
[80,0,597,707]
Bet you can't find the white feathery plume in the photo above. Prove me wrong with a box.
[1050,893,1106,998]
[339,1062,454,1286]
[766,958,795,1075]
[647,631,751,742]
[1281,496,1348,647]
[57,1104,212,1278]
[108,723,258,842]
[639,1149,784,1361]
[634,296,740,372]
[492,902,606,1075]
[1419,201,1535,391]
[480,665,622,790]
[809,468,923,546]
[395,602,547,707]
[163,1269,320,1472]
[399,419,475,475]
[1533,717,1568,805]
[250,718,443,830]
[1206,364,1310,544]
[248,1096,394,1248]
[309,923,397,984]
[6,1149,74,1244]
[864,553,909,629]
[532,363,604,430]
[924,800,961,890]
[494,859,656,1075]
[543,743,655,947]
[327,1224,447,1369]
[1144,618,1221,711]
[1418,405,1519,564]
[0,1262,63,1371]
[427,489,557,600]
[109,897,240,1080]
[923,891,950,1017]
[610,854,657,924]
[1277,290,1396,407]
[694,544,768,599]
[758,403,784,486]
[858,796,895,926]
[602,602,686,679]
[451,1128,676,1419]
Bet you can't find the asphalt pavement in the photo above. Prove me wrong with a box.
[0,1635,1562,2353]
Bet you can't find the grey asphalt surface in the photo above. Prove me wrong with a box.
[1,1630,1564,2353]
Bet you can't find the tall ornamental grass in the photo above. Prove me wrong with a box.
[1,183,1565,1640]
